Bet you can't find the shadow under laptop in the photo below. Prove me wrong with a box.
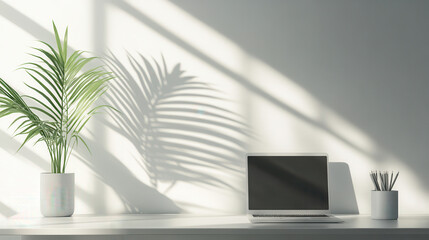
[328,162,359,214]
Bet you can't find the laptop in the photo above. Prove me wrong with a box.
[246,153,342,223]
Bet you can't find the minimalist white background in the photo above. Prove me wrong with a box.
[1,1,429,231]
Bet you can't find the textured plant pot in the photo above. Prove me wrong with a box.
[40,173,74,217]
[371,190,398,220]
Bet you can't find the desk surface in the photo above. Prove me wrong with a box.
[1,214,429,236]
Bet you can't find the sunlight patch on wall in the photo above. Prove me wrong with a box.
[2,0,95,50]
[125,0,245,74]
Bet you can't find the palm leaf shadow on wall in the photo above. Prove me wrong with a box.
[98,53,248,212]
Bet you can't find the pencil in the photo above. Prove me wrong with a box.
[390,172,399,191]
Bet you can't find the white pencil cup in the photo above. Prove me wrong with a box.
[371,190,398,220]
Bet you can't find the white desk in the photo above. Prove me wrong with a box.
[1,214,429,240]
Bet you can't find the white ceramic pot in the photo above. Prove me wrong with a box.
[40,173,74,217]
[371,190,398,220]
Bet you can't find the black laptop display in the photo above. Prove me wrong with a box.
[247,155,329,210]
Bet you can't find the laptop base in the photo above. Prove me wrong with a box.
[249,214,343,223]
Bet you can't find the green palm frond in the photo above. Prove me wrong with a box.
[0,22,114,173]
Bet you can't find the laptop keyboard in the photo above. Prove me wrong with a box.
[253,214,329,218]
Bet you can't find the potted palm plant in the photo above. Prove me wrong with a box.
[0,22,114,217]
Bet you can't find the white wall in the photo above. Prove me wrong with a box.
[1,0,429,224]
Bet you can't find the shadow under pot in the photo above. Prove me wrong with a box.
[40,173,75,217]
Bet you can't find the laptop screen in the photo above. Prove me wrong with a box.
[247,155,329,210]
